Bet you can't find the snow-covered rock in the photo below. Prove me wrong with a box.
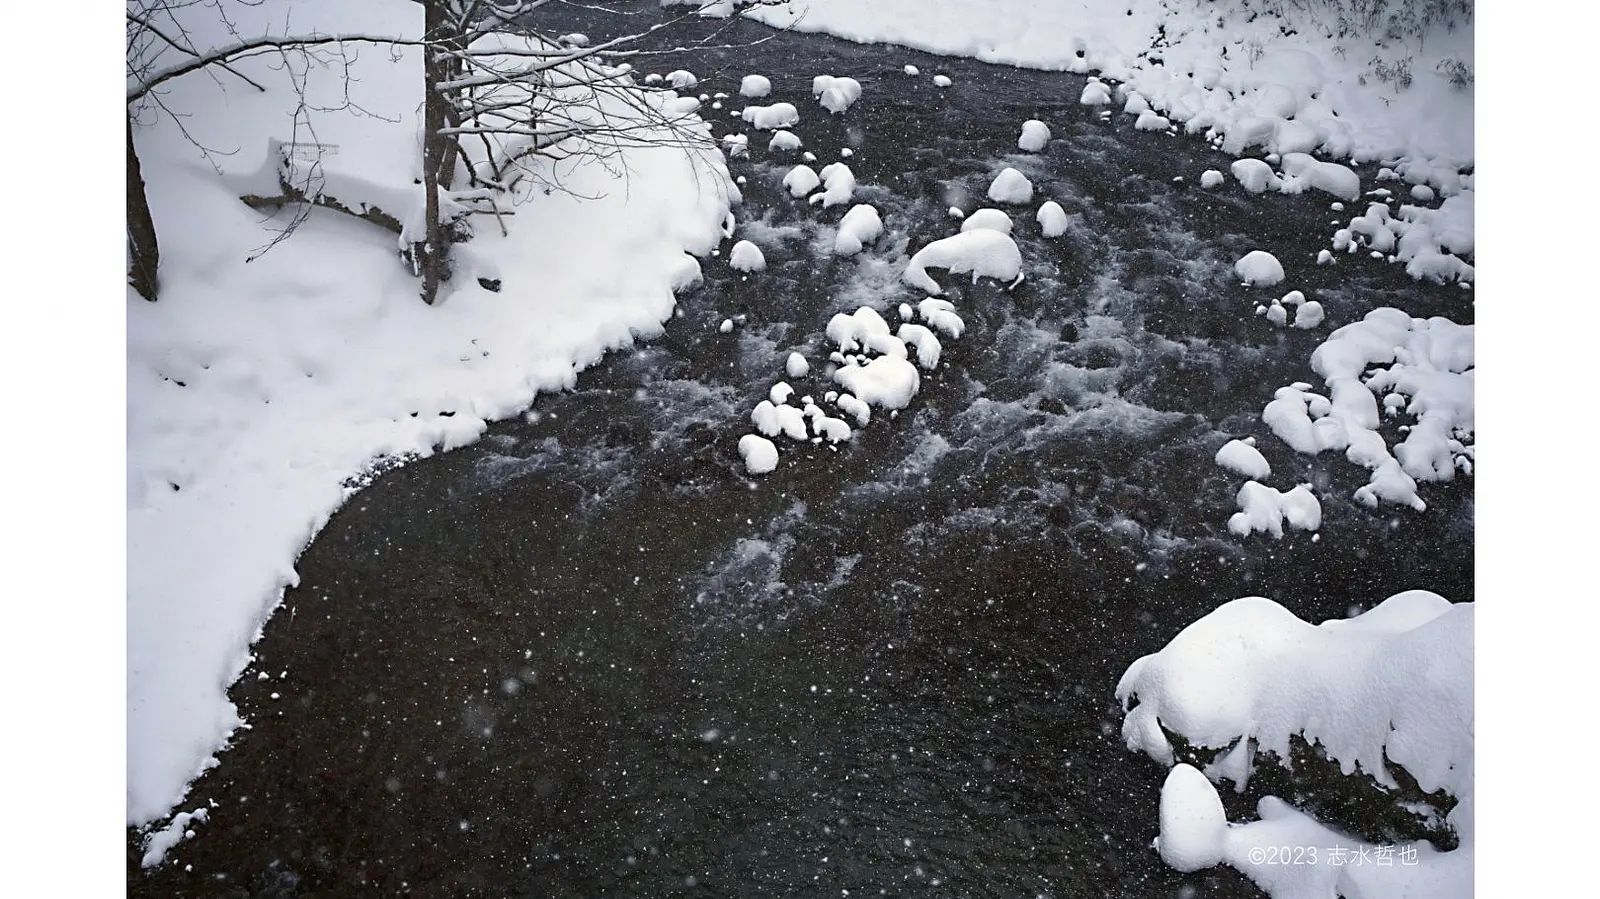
[834,203,884,255]
[729,240,766,273]
[958,208,1013,234]
[768,130,803,152]
[738,434,779,475]
[810,162,856,208]
[1157,764,1228,872]
[783,165,821,198]
[1080,81,1111,105]
[1227,481,1320,538]
[903,230,1023,295]
[897,323,942,370]
[1278,153,1360,202]
[742,102,800,130]
[1036,201,1068,237]
[1230,158,1279,194]
[986,167,1034,204]
[834,355,921,409]
[932,74,953,88]
[1234,250,1285,286]
[1292,301,1325,329]
[1199,169,1225,189]
[1214,439,1270,479]
[812,75,863,114]
[666,70,698,89]
[1018,119,1051,152]
[739,74,772,98]
[785,352,810,379]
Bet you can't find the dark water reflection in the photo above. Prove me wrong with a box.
[130,5,1472,896]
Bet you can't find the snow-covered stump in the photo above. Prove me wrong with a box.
[1119,592,1475,898]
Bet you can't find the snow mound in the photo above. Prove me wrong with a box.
[903,230,1023,295]
[769,130,803,152]
[812,75,863,114]
[1036,201,1068,237]
[1226,482,1320,538]
[834,355,921,410]
[959,208,1013,234]
[1158,765,1228,872]
[1264,309,1474,511]
[739,74,772,98]
[834,203,884,255]
[730,240,766,273]
[785,352,810,379]
[810,162,857,208]
[742,102,800,130]
[783,164,821,198]
[1214,439,1269,479]
[987,167,1034,204]
[1018,119,1051,151]
[738,434,779,474]
[1230,158,1279,194]
[1119,592,1473,899]
[1234,250,1285,286]
[1199,169,1225,189]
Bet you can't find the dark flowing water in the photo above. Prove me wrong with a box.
[129,6,1473,897]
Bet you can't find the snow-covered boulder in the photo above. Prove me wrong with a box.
[987,167,1034,204]
[1214,439,1270,479]
[1234,250,1285,286]
[1230,158,1279,194]
[738,434,778,474]
[742,102,800,130]
[810,162,856,208]
[739,74,772,98]
[729,240,766,273]
[1018,119,1051,152]
[959,208,1013,234]
[783,165,820,198]
[903,230,1023,295]
[812,75,862,114]
[834,203,884,255]
[768,130,803,152]
[1036,201,1068,238]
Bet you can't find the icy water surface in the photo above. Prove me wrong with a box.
[129,7,1472,897]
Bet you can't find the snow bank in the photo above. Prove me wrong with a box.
[742,102,800,130]
[127,0,735,831]
[1262,309,1474,511]
[739,74,772,98]
[987,167,1034,204]
[730,240,767,272]
[1018,119,1051,151]
[834,203,884,255]
[903,230,1023,295]
[1119,591,1474,899]
[959,208,1013,234]
[1234,250,1284,286]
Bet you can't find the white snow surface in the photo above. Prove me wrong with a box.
[1119,591,1474,898]
[128,0,734,830]
[1234,250,1285,286]
[1018,119,1051,151]
[730,239,767,272]
[903,230,1024,295]
[986,167,1035,204]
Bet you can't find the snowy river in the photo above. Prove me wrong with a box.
[129,7,1472,897]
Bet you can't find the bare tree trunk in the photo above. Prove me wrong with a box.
[418,1,454,306]
[127,113,160,302]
